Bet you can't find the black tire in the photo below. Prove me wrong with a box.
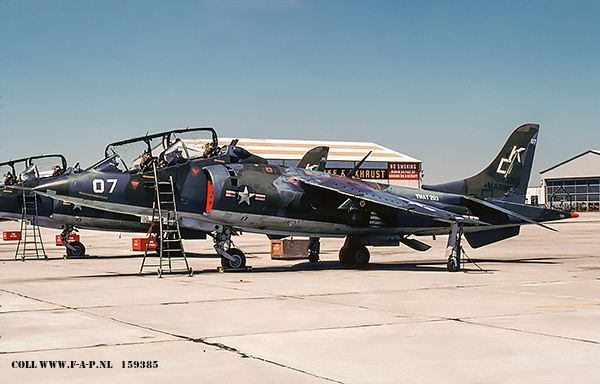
[221,248,246,269]
[339,243,370,268]
[308,249,320,263]
[66,241,85,258]
[447,257,460,272]
[352,244,370,268]
[338,244,353,267]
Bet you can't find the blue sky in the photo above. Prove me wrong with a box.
[1,0,599,184]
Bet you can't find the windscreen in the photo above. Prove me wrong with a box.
[19,164,39,182]
[91,155,129,173]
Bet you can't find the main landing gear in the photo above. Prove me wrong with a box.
[339,236,370,268]
[60,225,86,258]
[308,237,320,263]
[212,226,247,269]
[445,222,463,272]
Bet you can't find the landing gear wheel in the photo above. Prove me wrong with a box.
[445,222,463,273]
[339,243,370,268]
[308,249,320,263]
[221,248,246,269]
[447,256,460,272]
[352,244,370,268]
[66,241,85,258]
[339,245,351,267]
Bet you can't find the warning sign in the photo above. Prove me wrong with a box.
[388,162,420,180]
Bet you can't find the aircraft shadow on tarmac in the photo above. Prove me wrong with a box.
[2,254,566,280]
[247,255,564,273]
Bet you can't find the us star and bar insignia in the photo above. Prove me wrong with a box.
[225,186,266,205]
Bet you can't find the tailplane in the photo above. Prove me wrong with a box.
[423,124,539,203]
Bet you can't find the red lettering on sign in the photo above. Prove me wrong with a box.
[388,162,420,180]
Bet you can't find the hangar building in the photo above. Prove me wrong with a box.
[530,150,600,212]
[217,138,423,188]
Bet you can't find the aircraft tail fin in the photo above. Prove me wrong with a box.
[423,124,539,203]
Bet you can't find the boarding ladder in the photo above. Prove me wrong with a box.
[139,164,192,276]
[15,191,47,260]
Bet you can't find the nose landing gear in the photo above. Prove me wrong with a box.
[60,225,86,258]
[212,225,248,270]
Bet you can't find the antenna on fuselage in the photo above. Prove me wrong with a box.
[346,151,372,178]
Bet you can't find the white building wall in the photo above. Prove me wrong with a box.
[526,186,544,205]
[541,150,600,180]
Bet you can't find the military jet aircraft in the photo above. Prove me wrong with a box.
[199,123,578,271]
[34,124,577,271]
[0,154,150,256]
[30,126,329,268]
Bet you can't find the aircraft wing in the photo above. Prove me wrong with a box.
[34,189,155,218]
[299,175,488,226]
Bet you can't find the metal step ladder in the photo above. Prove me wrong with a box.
[139,164,192,277]
[15,191,47,261]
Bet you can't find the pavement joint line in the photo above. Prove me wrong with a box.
[88,307,351,383]
[0,287,349,382]
[0,287,283,309]
[470,285,600,303]
[0,339,176,355]
[203,322,393,340]
[187,337,347,384]
[0,308,70,315]
[448,317,600,345]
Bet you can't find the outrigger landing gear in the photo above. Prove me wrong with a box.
[339,236,370,268]
[60,225,86,258]
[308,237,320,263]
[212,226,247,269]
[445,222,463,272]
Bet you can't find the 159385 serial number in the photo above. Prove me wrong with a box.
[122,361,158,368]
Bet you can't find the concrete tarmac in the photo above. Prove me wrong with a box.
[1,214,599,383]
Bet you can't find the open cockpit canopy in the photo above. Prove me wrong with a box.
[102,127,218,173]
[1,154,69,185]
